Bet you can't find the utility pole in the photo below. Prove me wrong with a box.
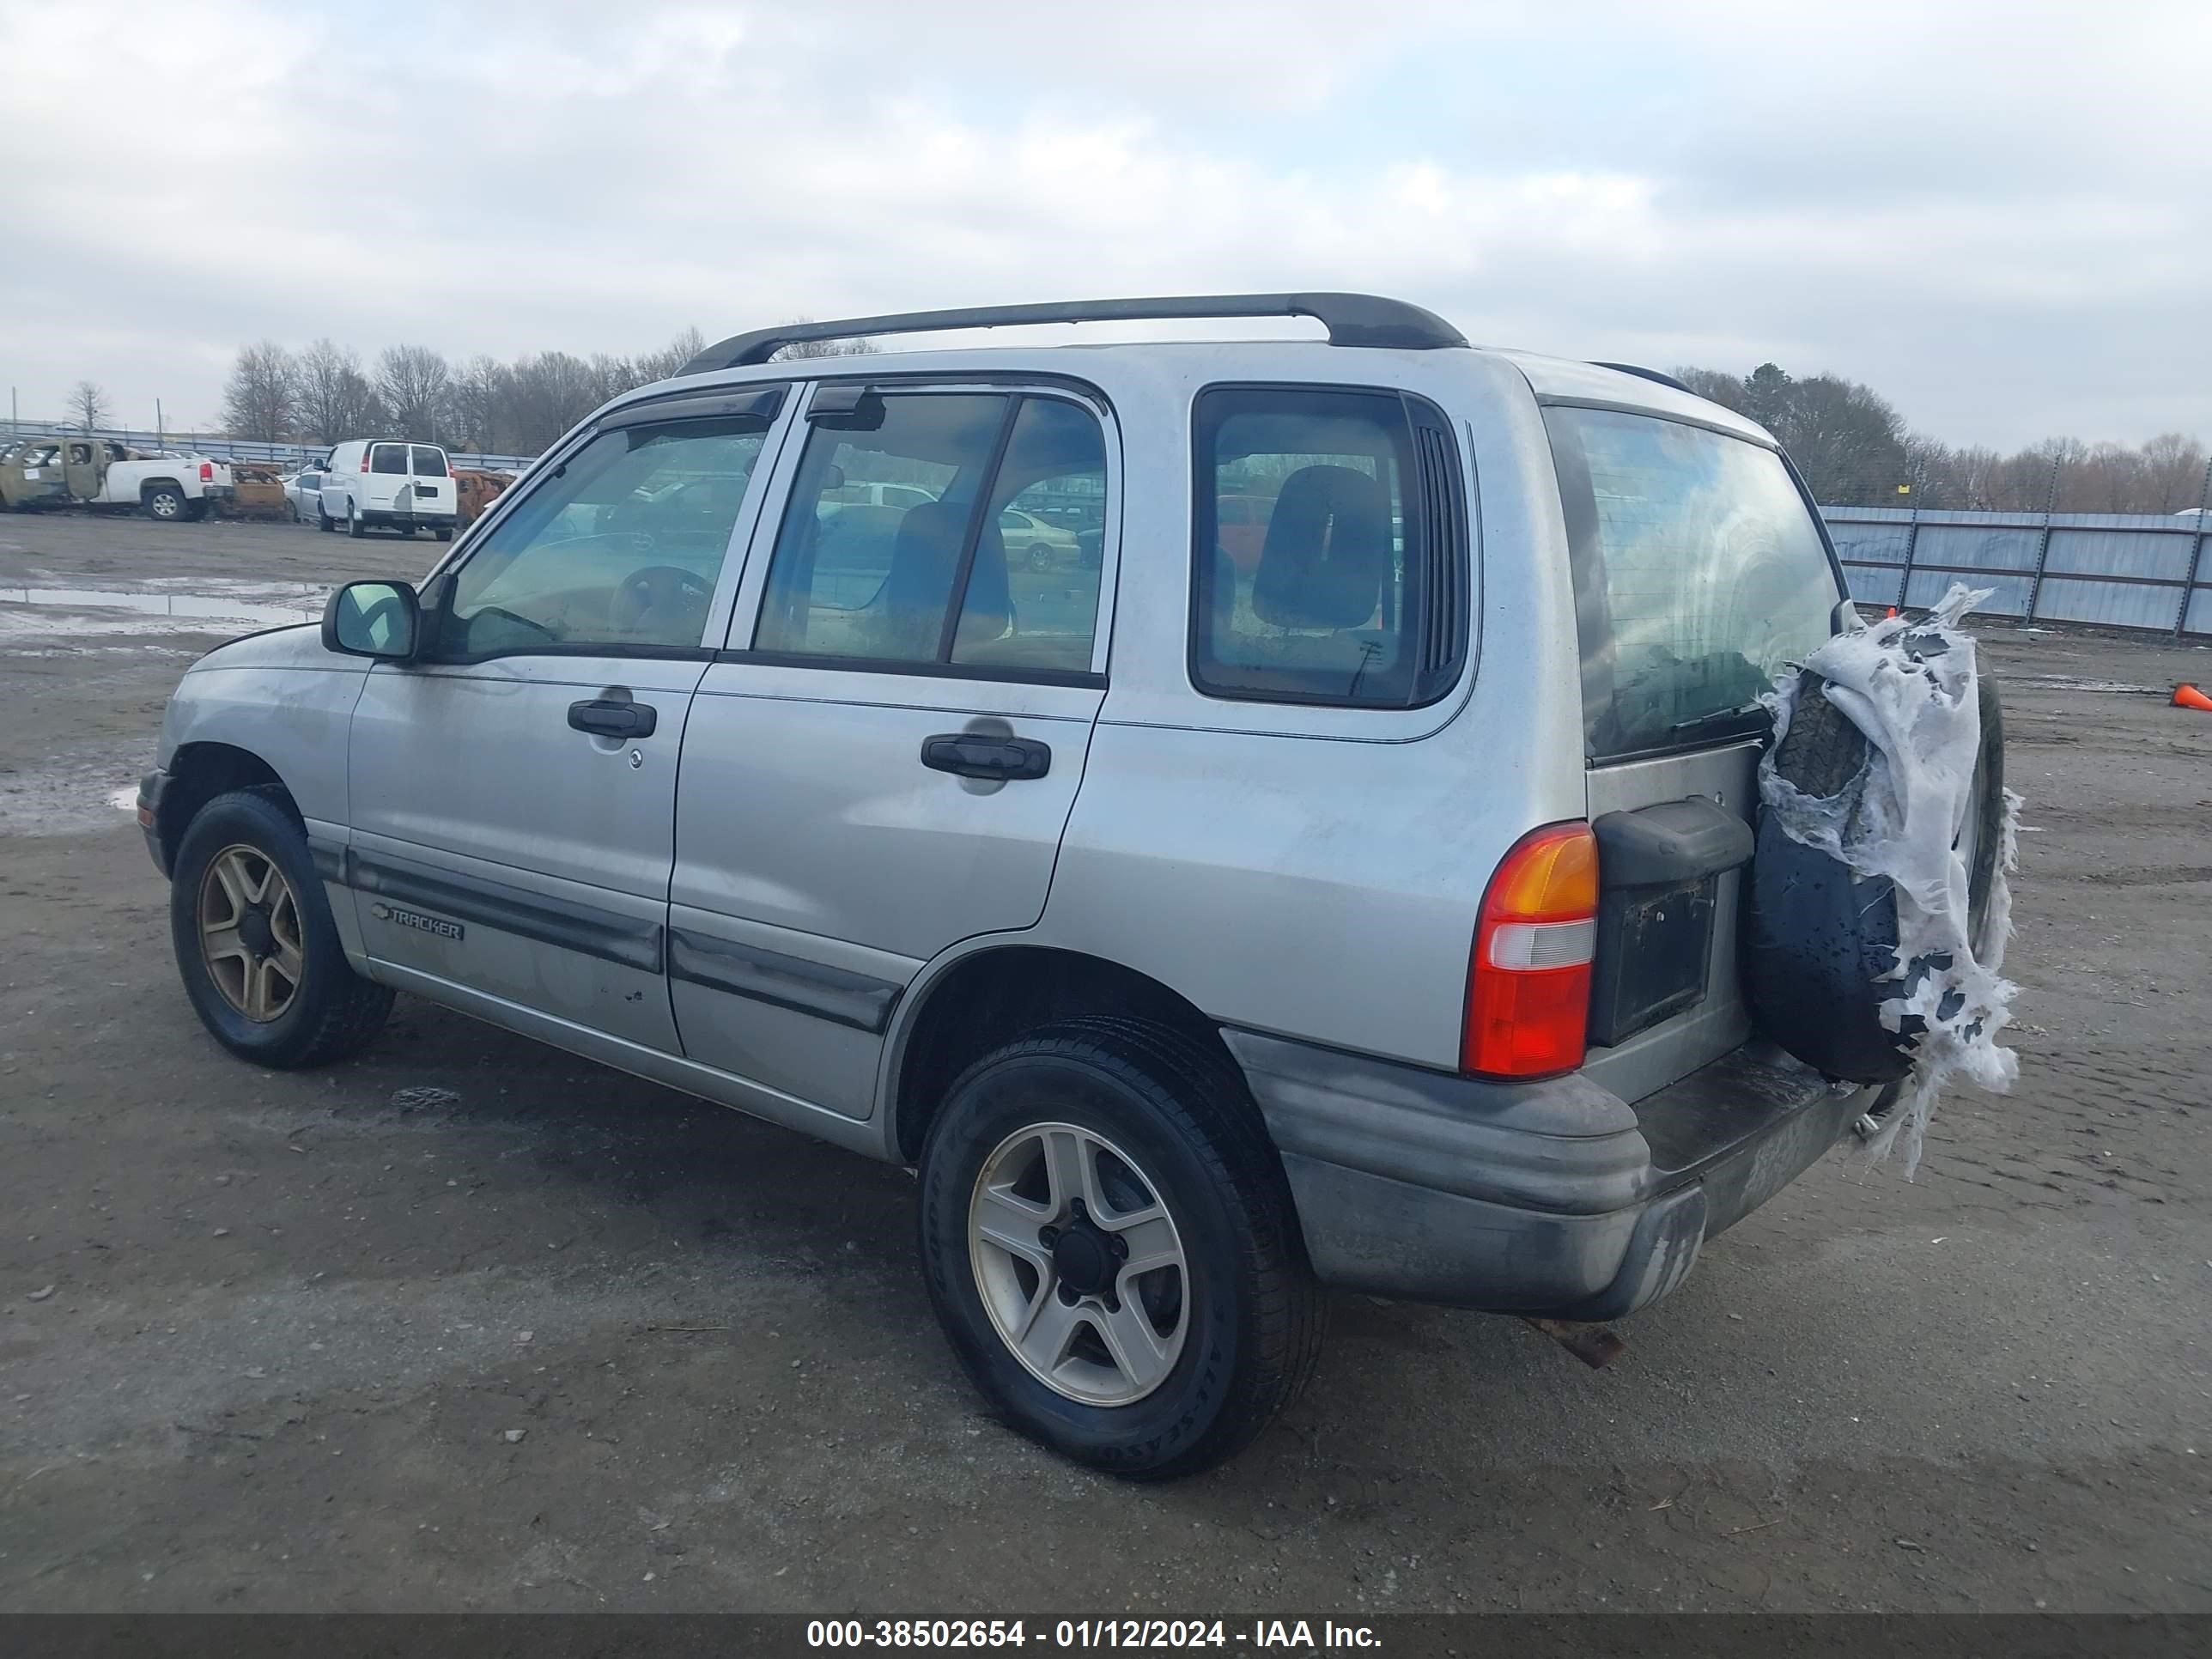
[156,398,165,453]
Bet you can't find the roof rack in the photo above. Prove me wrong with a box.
[681,293,1468,374]
[1591,362,1693,395]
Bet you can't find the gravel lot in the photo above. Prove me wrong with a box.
[0,513,2206,1613]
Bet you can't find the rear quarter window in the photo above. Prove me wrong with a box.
[1545,406,1840,762]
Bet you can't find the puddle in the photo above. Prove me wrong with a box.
[0,579,325,641]
[0,757,152,837]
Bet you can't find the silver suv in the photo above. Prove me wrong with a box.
[139,295,1897,1478]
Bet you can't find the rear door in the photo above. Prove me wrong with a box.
[367,442,409,513]
[344,392,789,1050]
[668,380,1116,1120]
[1544,404,1843,1102]
[409,444,456,520]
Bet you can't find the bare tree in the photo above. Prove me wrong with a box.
[222,341,301,443]
[446,355,508,454]
[296,339,380,445]
[69,380,110,432]
[769,319,882,362]
[634,325,706,385]
[376,344,453,442]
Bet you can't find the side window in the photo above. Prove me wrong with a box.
[754,390,1107,676]
[68,443,92,465]
[443,413,771,657]
[1191,386,1466,708]
[371,444,408,475]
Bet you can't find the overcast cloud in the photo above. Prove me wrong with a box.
[2,0,2206,448]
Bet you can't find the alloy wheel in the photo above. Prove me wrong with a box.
[968,1121,1188,1407]
[197,843,305,1022]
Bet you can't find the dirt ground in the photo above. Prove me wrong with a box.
[0,512,2206,1615]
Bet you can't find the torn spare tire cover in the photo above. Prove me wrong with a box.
[1741,587,2020,1159]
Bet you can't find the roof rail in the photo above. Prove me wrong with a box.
[682,293,1468,374]
[1591,362,1693,395]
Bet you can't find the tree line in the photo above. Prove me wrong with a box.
[216,325,874,457]
[1674,362,2209,514]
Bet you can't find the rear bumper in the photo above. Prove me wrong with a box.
[362,507,457,529]
[1225,1030,1875,1321]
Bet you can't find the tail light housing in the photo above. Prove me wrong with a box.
[361,447,373,472]
[1462,822,1598,1079]
[198,461,213,482]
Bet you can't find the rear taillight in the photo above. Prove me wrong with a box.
[198,461,212,482]
[361,449,372,472]
[1462,821,1598,1079]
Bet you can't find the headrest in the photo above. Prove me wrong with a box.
[884,501,1008,654]
[1249,465,1389,629]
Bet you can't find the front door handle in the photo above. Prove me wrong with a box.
[920,732,1052,781]
[568,697,658,739]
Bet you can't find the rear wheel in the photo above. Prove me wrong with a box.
[435,526,453,543]
[348,501,366,538]
[143,484,185,521]
[169,788,392,1068]
[918,1018,1323,1479]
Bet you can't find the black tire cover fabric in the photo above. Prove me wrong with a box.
[1741,670,2005,1085]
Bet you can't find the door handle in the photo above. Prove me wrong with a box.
[568,697,658,739]
[920,733,1052,781]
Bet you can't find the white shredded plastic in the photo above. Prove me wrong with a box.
[1757,583,2024,1175]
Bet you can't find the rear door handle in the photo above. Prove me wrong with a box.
[920,733,1052,781]
[568,697,658,739]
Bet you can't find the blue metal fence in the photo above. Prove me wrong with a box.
[1821,505,2211,638]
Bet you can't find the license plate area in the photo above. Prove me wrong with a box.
[1589,875,1716,1046]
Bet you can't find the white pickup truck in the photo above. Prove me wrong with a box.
[17,437,236,520]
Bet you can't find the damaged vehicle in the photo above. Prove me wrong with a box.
[136,295,2011,1477]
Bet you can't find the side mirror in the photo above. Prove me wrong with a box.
[323,580,421,660]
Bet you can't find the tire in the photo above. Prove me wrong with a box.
[289,501,301,525]
[435,527,453,543]
[143,484,185,521]
[169,787,393,1069]
[1027,543,1052,571]
[1743,669,2007,1083]
[183,498,209,522]
[317,501,333,534]
[348,501,366,538]
[918,1017,1324,1480]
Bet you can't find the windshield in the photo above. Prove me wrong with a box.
[1546,406,1840,762]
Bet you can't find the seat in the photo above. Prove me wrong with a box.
[877,500,1010,660]
[1249,464,1389,630]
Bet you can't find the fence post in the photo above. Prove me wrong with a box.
[2179,457,2212,641]
[2026,455,2062,623]
[1897,503,1922,611]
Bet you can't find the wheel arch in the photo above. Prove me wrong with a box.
[156,742,299,869]
[885,943,1243,1164]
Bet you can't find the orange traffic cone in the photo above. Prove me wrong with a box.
[2174,684,2212,712]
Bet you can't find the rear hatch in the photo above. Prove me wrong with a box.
[405,444,454,515]
[1542,403,1843,1103]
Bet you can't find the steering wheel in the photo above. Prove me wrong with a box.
[609,564,715,638]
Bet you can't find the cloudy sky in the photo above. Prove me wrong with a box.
[3,0,2207,450]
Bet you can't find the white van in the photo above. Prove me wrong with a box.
[318,441,459,540]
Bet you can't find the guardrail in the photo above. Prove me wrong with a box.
[1820,505,2209,639]
[3,420,534,475]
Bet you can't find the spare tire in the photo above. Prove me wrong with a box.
[1741,670,2005,1085]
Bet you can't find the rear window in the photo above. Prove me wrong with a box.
[1191,386,1468,708]
[411,446,448,477]
[370,444,408,474]
[1545,406,1840,762]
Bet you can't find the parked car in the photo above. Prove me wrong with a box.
[282,460,330,523]
[137,294,2008,1479]
[997,504,1082,569]
[13,437,235,520]
[318,441,459,539]
[0,441,68,511]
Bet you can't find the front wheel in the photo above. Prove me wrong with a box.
[918,1018,1324,1479]
[347,501,366,538]
[317,501,333,533]
[169,788,393,1068]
